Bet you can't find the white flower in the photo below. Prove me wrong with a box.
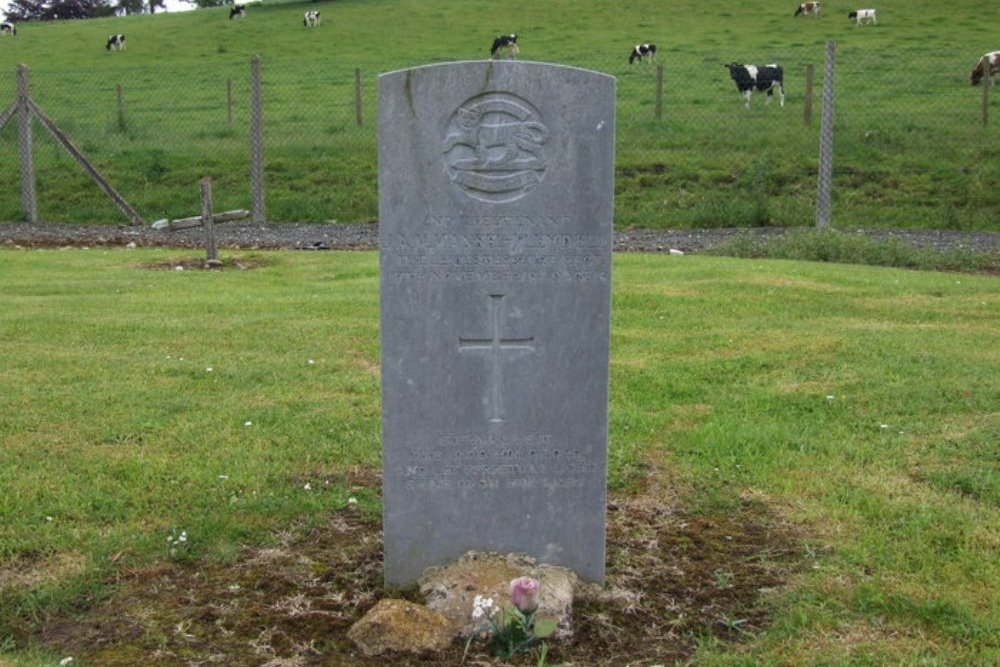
[308,359,315,365]
[59,659,74,666]
[471,594,495,620]
[206,367,213,372]
[347,497,358,506]
[304,483,312,491]
[244,421,252,427]
[218,475,229,480]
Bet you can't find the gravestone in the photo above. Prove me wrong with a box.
[379,61,615,586]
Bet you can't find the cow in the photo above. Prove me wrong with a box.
[106,34,126,51]
[848,9,876,25]
[794,2,820,17]
[970,51,1000,86]
[304,10,321,27]
[0,22,16,36]
[230,4,246,20]
[725,63,785,108]
[490,34,518,59]
[629,43,657,64]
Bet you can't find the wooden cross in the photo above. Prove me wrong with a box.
[151,177,248,266]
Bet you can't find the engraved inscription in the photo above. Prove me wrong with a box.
[443,93,549,203]
[399,434,596,492]
[458,294,534,423]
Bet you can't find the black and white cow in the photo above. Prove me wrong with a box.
[848,9,876,25]
[725,63,785,108]
[106,34,126,51]
[628,43,657,64]
[490,34,518,59]
[0,21,16,36]
[304,10,320,27]
[230,4,246,20]
[794,2,820,17]
[970,51,1000,86]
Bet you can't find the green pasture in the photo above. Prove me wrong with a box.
[0,0,997,228]
[0,247,997,664]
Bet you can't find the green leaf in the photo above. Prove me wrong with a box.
[533,618,557,639]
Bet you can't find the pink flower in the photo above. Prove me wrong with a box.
[509,576,540,614]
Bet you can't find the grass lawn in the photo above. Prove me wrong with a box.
[0,247,997,665]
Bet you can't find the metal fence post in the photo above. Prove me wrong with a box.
[804,64,814,126]
[816,41,836,228]
[249,55,265,224]
[654,64,664,120]
[16,65,37,223]
[355,67,363,126]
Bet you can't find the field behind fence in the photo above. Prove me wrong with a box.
[0,2,997,230]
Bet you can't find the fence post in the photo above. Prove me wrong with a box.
[116,84,127,132]
[655,64,664,120]
[804,64,814,126]
[982,70,990,127]
[200,177,219,264]
[227,78,233,125]
[16,64,37,223]
[816,41,836,228]
[355,67,363,126]
[249,55,265,224]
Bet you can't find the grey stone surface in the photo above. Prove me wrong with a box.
[419,551,579,640]
[378,61,615,586]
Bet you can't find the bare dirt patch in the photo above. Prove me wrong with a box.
[23,472,803,666]
[139,255,272,271]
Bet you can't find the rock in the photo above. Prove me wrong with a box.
[346,599,454,657]
[419,551,578,640]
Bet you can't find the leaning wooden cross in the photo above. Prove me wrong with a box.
[151,177,248,266]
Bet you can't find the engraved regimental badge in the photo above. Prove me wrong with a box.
[443,92,549,203]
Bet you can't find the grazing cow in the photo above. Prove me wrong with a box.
[0,21,16,36]
[628,43,657,64]
[304,10,321,27]
[106,34,126,51]
[970,51,1000,86]
[848,9,876,25]
[725,63,785,108]
[230,4,246,20]
[794,2,820,17]
[490,34,518,59]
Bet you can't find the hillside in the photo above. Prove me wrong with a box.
[1,0,997,229]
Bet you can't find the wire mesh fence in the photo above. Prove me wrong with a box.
[1,43,996,229]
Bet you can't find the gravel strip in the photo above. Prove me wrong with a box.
[1,222,997,255]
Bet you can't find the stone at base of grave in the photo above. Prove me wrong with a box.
[346,599,454,657]
[204,259,224,269]
[419,551,578,640]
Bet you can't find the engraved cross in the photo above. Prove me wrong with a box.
[458,294,535,423]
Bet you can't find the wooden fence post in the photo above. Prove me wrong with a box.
[116,84,127,132]
[655,64,664,120]
[816,41,836,228]
[983,69,990,127]
[355,67,363,126]
[200,177,219,265]
[17,64,37,223]
[249,55,265,224]
[804,64,814,126]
